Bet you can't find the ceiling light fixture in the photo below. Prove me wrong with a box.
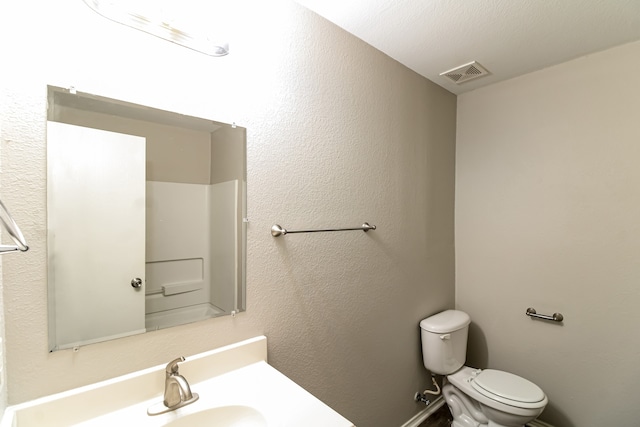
[83,0,229,57]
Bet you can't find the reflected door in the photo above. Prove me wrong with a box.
[47,121,146,350]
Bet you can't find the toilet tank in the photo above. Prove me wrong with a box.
[420,310,471,375]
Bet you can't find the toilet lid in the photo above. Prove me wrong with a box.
[471,369,545,405]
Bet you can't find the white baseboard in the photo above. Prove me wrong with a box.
[527,419,555,427]
[399,396,445,427]
[399,395,554,427]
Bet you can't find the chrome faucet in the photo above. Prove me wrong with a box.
[148,357,199,416]
[164,357,198,408]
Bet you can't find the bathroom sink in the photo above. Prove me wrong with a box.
[0,337,354,427]
[163,405,267,427]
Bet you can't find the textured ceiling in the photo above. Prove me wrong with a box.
[292,0,640,94]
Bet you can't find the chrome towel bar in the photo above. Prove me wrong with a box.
[526,307,563,323]
[271,222,376,237]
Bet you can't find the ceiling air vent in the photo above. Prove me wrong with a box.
[440,61,490,84]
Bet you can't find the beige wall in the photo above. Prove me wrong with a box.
[0,90,6,414]
[0,1,456,426]
[210,125,245,185]
[53,106,213,184]
[456,40,640,427]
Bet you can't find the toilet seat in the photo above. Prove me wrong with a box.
[471,369,546,409]
[447,367,547,421]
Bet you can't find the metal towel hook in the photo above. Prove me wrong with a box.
[0,198,29,254]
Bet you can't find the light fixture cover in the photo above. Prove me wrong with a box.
[83,0,229,57]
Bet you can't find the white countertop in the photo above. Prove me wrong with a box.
[1,336,355,427]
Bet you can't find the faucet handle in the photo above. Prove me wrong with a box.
[166,356,186,375]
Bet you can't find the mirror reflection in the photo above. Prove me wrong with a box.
[46,86,246,351]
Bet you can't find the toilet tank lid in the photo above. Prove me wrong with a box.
[420,310,470,333]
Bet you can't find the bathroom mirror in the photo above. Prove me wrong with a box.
[46,86,246,351]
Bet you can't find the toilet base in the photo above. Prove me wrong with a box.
[444,383,538,427]
[445,383,487,427]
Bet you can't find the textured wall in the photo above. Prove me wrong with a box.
[0,1,455,426]
[0,76,6,416]
[456,40,640,427]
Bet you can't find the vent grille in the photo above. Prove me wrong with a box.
[440,61,490,84]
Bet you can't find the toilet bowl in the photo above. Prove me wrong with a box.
[420,310,548,427]
[445,366,547,427]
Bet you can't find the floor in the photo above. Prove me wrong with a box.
[418,403,452,427]
[419,404,545,427]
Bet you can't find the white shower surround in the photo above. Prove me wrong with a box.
[145,180,238,327]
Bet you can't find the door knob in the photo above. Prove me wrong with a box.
[131,278,143,289]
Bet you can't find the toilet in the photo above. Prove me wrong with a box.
[420,310,548,427]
